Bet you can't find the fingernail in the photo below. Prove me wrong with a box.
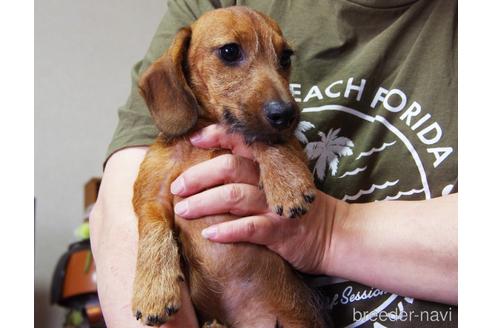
[190,132,202,144]
[174,201,188,215]
[170,177,184,195]
[201,227,217,239]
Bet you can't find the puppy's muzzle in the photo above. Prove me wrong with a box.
[263,101,296,130]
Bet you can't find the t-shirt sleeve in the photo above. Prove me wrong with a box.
[105,0,217,164]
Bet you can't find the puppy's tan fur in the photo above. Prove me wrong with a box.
[132,7,327,328]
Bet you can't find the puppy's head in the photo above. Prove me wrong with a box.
[139,6,298,144]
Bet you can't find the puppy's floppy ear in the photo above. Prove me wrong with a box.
[139,27,198,138]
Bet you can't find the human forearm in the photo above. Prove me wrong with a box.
[89,148,199,328]
[325,194,458,305]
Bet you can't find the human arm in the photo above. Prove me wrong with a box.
[172,124,458,305]
[89,148,199,328]
[327,194,457,305]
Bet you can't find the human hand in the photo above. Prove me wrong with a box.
[171,124,344,274]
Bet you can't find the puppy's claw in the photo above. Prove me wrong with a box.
[134,303,180,326]
[146,314,166,326]
[288,206,307,219]
[299,208,307,217]
[166,306,178,317]
[275,206,283,216]
[288,207,298,219]
[303,193,315,204]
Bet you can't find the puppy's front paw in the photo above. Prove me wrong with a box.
[262,170,316,219]
[132,269,183,326]
[132,226,184,326]
[254,142,317,218]
[269,184,316,219]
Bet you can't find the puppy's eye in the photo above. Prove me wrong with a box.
[219,43,242,63]
[279,49,293,69]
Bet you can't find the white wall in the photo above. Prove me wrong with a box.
[35,1,167,326]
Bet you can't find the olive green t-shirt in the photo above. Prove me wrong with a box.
[107,0,457,326]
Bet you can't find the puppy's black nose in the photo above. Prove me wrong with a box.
[263,101,295,129]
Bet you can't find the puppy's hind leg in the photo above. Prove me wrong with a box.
[132,145,183,326]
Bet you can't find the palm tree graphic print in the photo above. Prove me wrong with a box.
[304,128,355,180]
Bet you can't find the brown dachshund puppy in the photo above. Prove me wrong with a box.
[132,6,328,328]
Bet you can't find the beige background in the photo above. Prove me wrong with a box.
[35,0,167,326]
